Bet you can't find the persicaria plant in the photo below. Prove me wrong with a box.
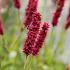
[0,0,70,70]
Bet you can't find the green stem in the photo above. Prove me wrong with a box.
[9,9,25,51]
[47,26,56,48]
[23,55,33,70]
[2,35,9,53]
[54,28,66,57]
[52,28,66,70]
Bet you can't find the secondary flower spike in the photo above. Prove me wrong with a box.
[24,0,39,28]
[52,0,65,26]
[65,7,70,30]
[13,0,21,9]
[23,12,41,55]
[0,16,4,35]
[32,22,49,55]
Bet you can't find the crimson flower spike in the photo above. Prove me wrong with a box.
[65,7,70,30]
[13,0,21,9]
[31,22,49,55]
[24,0,39,28]
[23,12,41,56]
[0,16,4,35]
[52,0,65,26]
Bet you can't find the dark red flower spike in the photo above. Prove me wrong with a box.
[24,0,39,28]
[32,22,49,55]
[13,0,21,9]
[65,7,70,30]
[23,12,41,56]
[52,0,65,26]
